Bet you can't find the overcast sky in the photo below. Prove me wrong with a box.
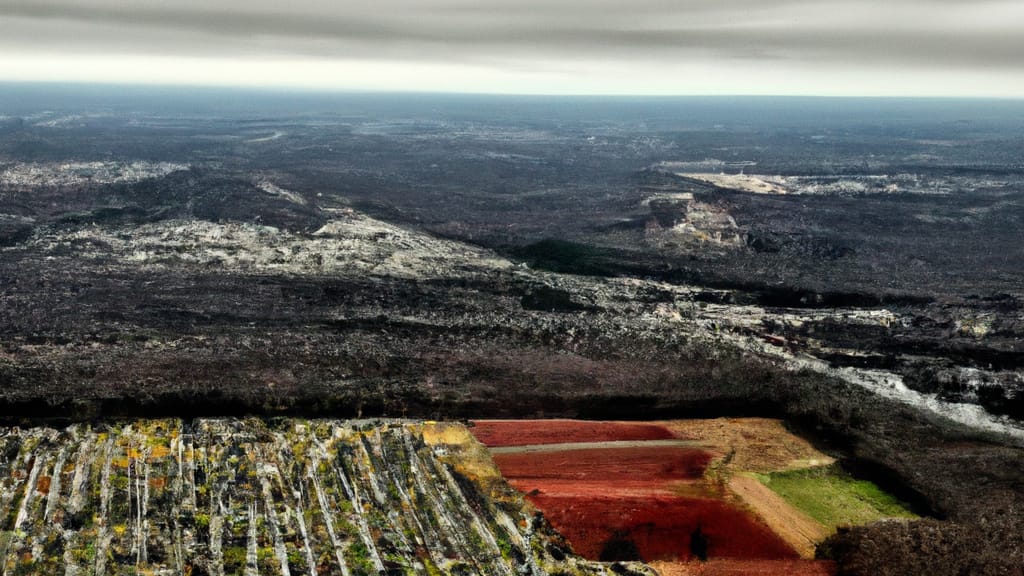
[1,0,1023,96]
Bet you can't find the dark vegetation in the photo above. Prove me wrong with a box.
[0,88,1023,574]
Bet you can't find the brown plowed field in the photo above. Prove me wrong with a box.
[656,419,833,473]
[649,559,836,576]
[471,419,677,447]
[728,475,829,558]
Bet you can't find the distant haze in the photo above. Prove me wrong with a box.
[1,0,1023,97]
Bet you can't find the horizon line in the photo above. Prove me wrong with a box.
[2,79,1024,102]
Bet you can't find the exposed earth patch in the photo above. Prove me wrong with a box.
[473,419,918,575]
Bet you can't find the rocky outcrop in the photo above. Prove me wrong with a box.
[644,195,743,249]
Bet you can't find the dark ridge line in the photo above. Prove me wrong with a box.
[510,238,934,309]
[0,393,785,428]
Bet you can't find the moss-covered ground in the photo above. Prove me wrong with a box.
[753,465,917,529]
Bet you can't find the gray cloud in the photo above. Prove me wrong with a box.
[1,0,1022,91]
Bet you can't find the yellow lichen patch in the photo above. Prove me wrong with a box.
[148,445,171,460]
[422,422,520,505]
[420,422,476,447]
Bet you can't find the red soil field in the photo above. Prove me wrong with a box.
[506,478,693,498]
[528,494,798,562]
[473,420,807,566]
[493,446,713,482]
[470,419,677,447]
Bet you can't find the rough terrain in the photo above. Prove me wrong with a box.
[1,91,1023,575]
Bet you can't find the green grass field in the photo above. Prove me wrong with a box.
[753,464,918,528]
